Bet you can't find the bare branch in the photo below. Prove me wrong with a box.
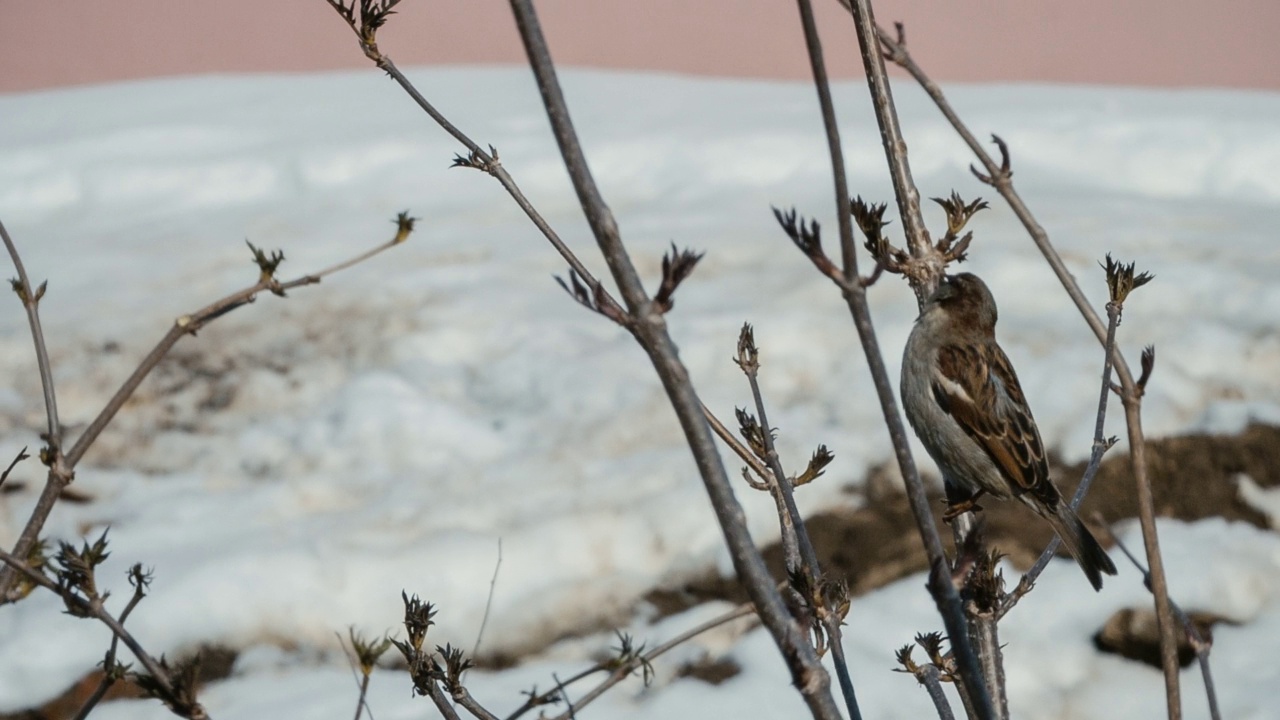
[772,207,849,287]
[504,2,840,716]
[323,0,623,321]
[1,219,64,461]
[969,136,1012,186]
[0,548,204,717]
[1002,288,1124,615]
[0,214,413,602]
[0,446,29,491]
[356,5,859,719]
[873,21,1136,386]
[70,563,151,720]
[893,640,957,720]
[471,538,503,661]
[797,0,995,714]
[1098,523,1219,720]
[541,604,755,720]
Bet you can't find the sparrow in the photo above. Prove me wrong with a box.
[900,272,1117,590]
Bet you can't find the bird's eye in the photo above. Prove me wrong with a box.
[932,278,955,302]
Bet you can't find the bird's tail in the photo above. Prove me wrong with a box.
[1045,502,1118,591]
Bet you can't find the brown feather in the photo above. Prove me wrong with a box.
[933,341,1055,505]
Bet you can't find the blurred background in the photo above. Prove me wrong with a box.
[4,0,1279,92]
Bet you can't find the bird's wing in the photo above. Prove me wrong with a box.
[931,341,1053,501]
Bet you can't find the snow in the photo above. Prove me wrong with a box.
[0,67,1278,717]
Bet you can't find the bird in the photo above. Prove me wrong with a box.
[899,272,1117,590]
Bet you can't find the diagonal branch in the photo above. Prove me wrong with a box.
[0,219,63,457]
[0,549,198,716]
[505,1,840,717]
[1098,522,1219,720]
[794,0,995,715]
[735,323,860,720]
[0,215,412,602]
[873,22,1134,386]
[1001,296,1122,615]
[871,26,1179,707]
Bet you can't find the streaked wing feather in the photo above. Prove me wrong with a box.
[932,343,1051,500]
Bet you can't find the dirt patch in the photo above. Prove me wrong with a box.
[1094,607,1233,668]
[675,656,742,685]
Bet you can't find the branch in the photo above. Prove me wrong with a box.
[734,324,860,720]
[873,22,1135,385]
[1001,286,1123,615]
[1120,354,1181,717]
[343,628,393,720]
[541,606,754,720]
[0,214,413,602]
[894,638,957,720]
[1098,522,1218,720]
[471,538,503,661]
[916,664,957,720]
[494,604,755,720]
[0,219,64,461]
[793,0,995,715]
[323,0,620,320]
[70,564,151,720]
[504,1,839,717]
[831,6,935,300]
[1095,259,1179,717]
[0,446,29,491]
[0,549,204,718]
[702,400,773,487]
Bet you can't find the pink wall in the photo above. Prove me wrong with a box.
[3,1,1278,93]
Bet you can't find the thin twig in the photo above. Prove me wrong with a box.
[322,0,763,507]
[0,219,63,455]
[916,664,957,720]
[423,679,464,720]
[0,219,409,602]
[451,686,501,720]
[1001,301,1122,615]
[352,673,372,720]
[70,567,150,720]
[324,2,617,316]
[0,549,183,707]
[1121,387,1181,717]
[551,674,576,720]
[534,605,756,720]
[0,446,29,491]
[472,538,503,661]
[830,7,932,299]
[703,400,773,483]
[1098,523,1219,720]
[737,324,861,720]
[792,0,994,716]
[873,23,1134,385]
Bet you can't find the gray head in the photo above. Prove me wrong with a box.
[926,273,998,331]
